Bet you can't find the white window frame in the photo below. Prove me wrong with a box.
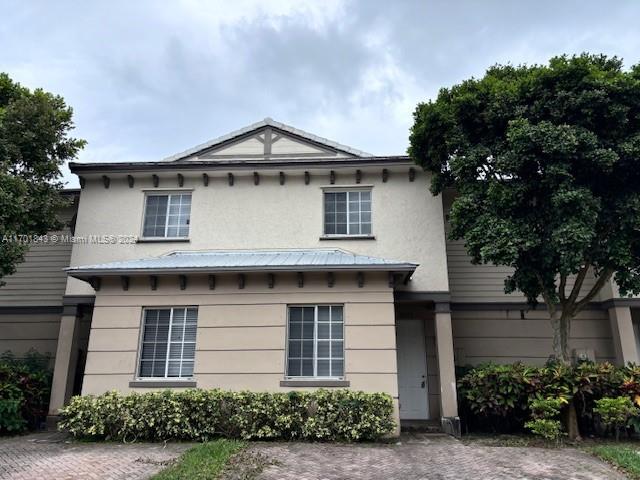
[322,188,372,237]
[141,192,192,239]
[136,306,198,380]
[285,304,345,380]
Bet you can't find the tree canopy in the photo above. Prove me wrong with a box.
[0,73,85,283]
[409,54,640,361]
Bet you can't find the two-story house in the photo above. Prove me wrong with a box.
[2,118,638,435]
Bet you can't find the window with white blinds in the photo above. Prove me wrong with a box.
[142,193,191,238]
[286,305,344,378]
[138,307,197,378]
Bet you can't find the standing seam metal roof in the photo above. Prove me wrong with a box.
[66,249,418,275]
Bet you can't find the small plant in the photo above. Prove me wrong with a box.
[524,419,563,441]
[528,397,566,419]
[594,396,639,441]
[524,397,566,442]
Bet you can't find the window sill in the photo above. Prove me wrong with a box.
[129,380,197,388]
[319,235,375,241]
[136,238,190,243]
[280,379,350,387]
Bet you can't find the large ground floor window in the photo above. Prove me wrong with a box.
[138,307,197,378]
[286,305,344,378]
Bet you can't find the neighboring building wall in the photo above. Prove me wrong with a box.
[0,197,77,362]
[452,307,614,366]
[442,191,599,304]
[446,236,599,303]
[0,312,61,360]
[0,202,75,307]
[81,272,399,419]
[65,168,449,296]
[443,190,617,366]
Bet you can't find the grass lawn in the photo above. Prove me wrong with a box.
[590,443,640,479]
[152,439,246,480]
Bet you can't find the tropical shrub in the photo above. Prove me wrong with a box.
[458,361,640,436]
[0,398,26,433]
[594,396,639,441]
[58,389,395,442]
[0,350,53,434]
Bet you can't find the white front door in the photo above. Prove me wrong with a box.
[396,318,429,420]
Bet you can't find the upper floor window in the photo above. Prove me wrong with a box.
[286,305,344,378]
[143,193,191,238]
[324,190,371,236]
[138,307,198,378]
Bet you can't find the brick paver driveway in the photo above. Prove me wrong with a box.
[251,434,624,480]
[0,432,191,480]
[0,432,624,480]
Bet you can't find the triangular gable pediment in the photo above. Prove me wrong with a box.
[198,127,341,160]
[165,118,372,162]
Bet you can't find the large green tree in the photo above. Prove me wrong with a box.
[410,54,640,363]
[0,73,85,284]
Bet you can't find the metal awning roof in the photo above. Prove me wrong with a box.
[66,249,418,278]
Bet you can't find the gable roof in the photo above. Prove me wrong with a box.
[163,117,373,162]
[66,248,417,277]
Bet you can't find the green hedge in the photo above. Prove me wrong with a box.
[0,350,52,434]
[58,389,396,442]
[457,361,640,435]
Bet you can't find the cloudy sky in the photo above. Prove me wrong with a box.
[2,0,640,187]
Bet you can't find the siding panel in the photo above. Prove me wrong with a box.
[0,203,76,306]
[452,308,614,365]
[0,313,61,360]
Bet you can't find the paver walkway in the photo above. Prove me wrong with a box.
[0,432,625,480]
[0,432,191,480]
[251,434,625,480]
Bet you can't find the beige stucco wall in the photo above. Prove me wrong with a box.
[66,166,449,296]
[81,272,399,418]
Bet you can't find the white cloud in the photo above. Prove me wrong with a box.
[2,0,640,189]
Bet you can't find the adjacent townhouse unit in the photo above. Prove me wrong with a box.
[0,189,86,385]
[1,118,639,435]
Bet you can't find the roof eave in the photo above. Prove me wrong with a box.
[68,156,413,174]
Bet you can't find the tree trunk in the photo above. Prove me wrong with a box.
[566,401,581,441]
[551,308,581,439]
[550,310,572,364]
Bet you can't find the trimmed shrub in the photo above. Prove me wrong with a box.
[0,350,52,434]
[58,389,396,442]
